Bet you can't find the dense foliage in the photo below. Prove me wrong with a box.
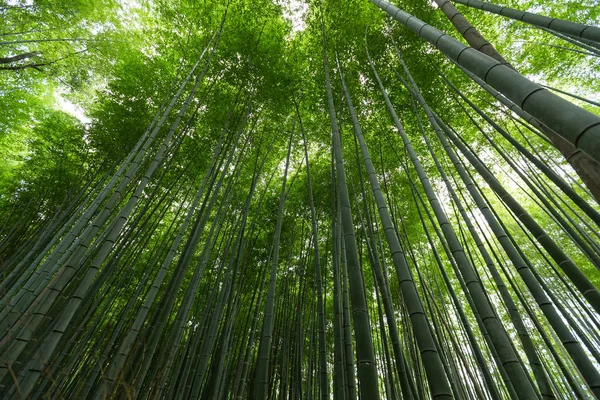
[1,0,600,398]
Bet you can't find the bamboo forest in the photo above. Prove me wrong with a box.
[2,0,600,398]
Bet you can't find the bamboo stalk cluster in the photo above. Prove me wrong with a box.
[1,0,600,398]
